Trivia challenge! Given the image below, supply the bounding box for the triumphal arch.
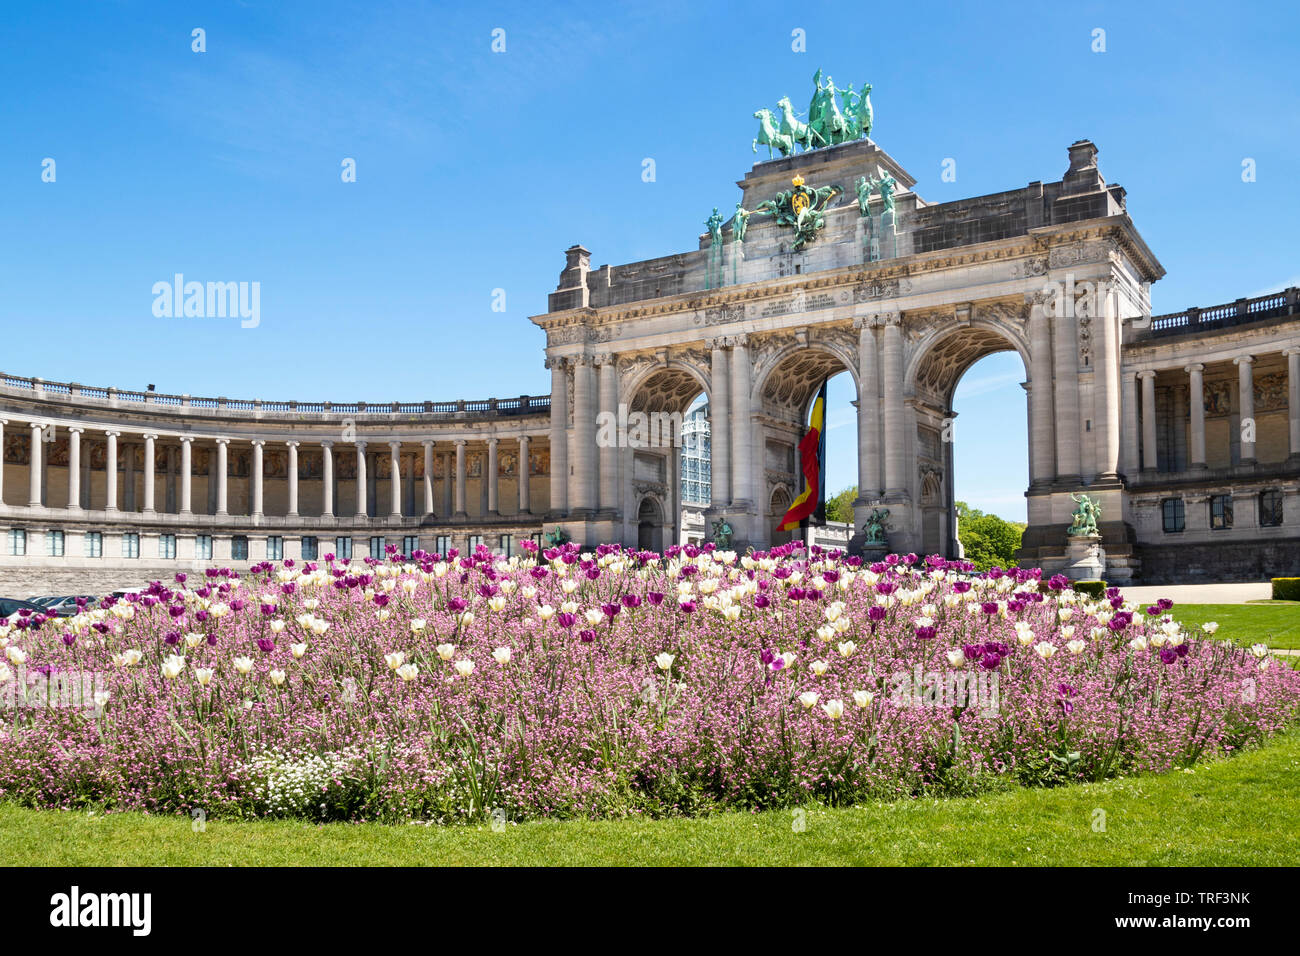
[534,75,1170,580]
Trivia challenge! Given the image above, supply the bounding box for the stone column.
[881,313,907,495]
[179,437,193,515]
[486,437,500,515]
[729,334,753,507]
[547,358,569,515]
[1138,371,1158,472]
[597,354,618,513]
[1093,287,1121,478]
[215,439,229,515]
[1052,293,1082,481]
[1287,348,1300,458]
[124,439,136,511]
[518,434,531,514]
[388,441,402,517]
[1235,355,1256,463]
[0,419,6,505]
[104,431,119,512]
[320,441,334,517]
[250,440,265,517]
[571,356,597,515]
[355,441,368,517]
[286,442,299,516]
[67,427,82,512]
[1186,364,1207,469]
[28,423,44,507]
[421,441,435,515]
[1121,370,1139,477]
[709,339,731,508]
[855,316,881,498]
[142,434,157,513]
[454,440,468,518]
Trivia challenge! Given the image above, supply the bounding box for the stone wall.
[1135,538,1300,585]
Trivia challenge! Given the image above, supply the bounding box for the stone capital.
[727,333,750,349]
[319,439,334,449]
[852,314,880,331]
[454,439,467,447]
[1284,347,1300,357]
[486,436,499,446]
[388,440,401,451]
[355,440,367,451]
[421,439,434,448]
[214,438,230,445]
[1027,289,1054,308]
[104,430,121,438]
[1136,370,1156,381]
[1184,363,1204,374]
[1233,355,1255,367]
[178,435,193,444]
[249,439,265,447]
[67,426,84,435]
[285,440,300,448]
[876,311,901,327]
[593,351,615,366]
[707,337,729,351]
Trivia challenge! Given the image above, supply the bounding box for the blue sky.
[3,1,1298,522]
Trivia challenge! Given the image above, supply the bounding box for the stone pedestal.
[1064,533,1106,582]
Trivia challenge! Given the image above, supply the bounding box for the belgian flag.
[778,379,828,532]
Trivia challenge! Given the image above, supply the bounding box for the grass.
[2,728,1298,866]
[1170,601,1300,650]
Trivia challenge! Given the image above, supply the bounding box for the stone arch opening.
[755,346,856,549]
[907,322,1029,559]
[623,364,710,549]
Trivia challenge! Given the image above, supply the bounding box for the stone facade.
[3,135,1298,591]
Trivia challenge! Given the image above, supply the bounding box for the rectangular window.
[196,534,213,561]
[532,532,545,549]
[266,536,284,561]
[500,534,513,558]
[83,531,103,558]
[301,536,318,560]
[231,535,249,561]
[334,536,353,560]
[159,533,177,559]
[1260,489,1284,528]
[7,530,26,557]
[1210,494,1233,530]
[402,535,420,557]
[369,536,386,560]
[45,530,65,557]
[467,534,484,551]
[122,533,140,559]
[434,535,450,556]
[1161,498,1185,534]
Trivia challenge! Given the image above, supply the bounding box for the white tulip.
[853,690,874,709]
[233,656,255,675]
[537,604,556,622]
[1202,621,1219,635]
[798,691,820,709]
[1033,641,1056,659]
[822,699,844,720]
[194,667,215,686]
[396,662,419,682]
[810,660,829,676]
[5,647,27,666]
[454,659,475,677]
[1067,639,1087,655]
[384,651,406,670]
[410,618,426,632]
[1250,643,1269,659]
[946,648,966,668]
[837,641,856,658]
[492,647,512,665]
[654,652,675,671]
[436,643,456,661]
[291,642,308,660]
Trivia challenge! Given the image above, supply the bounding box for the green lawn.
[1170,601,1300,650]
[3,728,1298,866]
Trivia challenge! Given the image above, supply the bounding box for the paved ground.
[1119,582,1275,604]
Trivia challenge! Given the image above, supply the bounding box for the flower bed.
[1,543,1296,823]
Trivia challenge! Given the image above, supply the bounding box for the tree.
[824,485,857,524]
[955,500,1026,571]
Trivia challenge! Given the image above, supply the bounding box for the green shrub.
[1074,579,1107,599]
[1272,577,1300,601]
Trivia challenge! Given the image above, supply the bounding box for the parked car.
[0,597,56,620]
